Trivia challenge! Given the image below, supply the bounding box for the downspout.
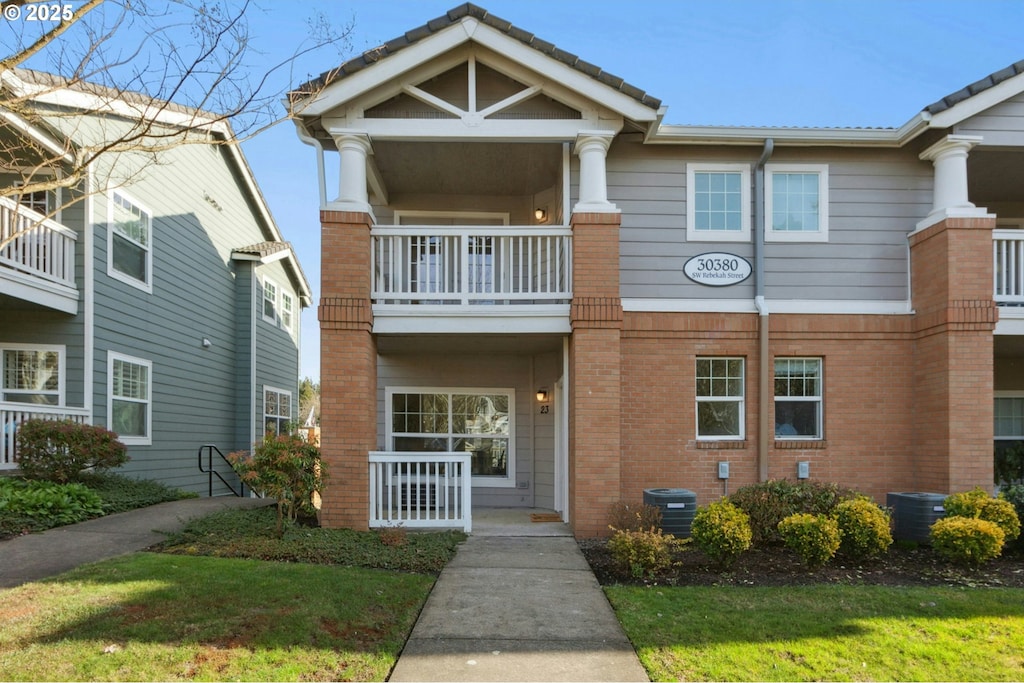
[292,120,327,208]
[754,138,774,482]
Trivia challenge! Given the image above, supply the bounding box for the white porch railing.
[371,226,572,305]
[1,403,90,469]
[369,451,472,532]
[0,197,77,289]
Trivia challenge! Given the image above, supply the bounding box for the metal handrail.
[197,444,245,497]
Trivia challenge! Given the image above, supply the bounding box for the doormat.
[530,513,562,523]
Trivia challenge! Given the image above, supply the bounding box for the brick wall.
[317,211,376,530]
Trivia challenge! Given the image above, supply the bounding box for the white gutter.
[292,119,328,209]
[83,163,95,423]
[753,139,774,483]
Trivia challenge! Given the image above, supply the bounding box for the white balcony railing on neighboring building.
[1,403,90,469]
[0,197,77,290]
[369,451,472,532]
[371,227,572,306]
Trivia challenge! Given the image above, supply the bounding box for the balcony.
[370,225,572,333]
[1,402,90,469]
[0,197,78,314]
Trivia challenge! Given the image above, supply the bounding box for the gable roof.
[292,3,661,111]
[2,68,312,305]
[924,59,1024,115]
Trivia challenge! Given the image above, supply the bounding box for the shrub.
[607,527,674,579]
[377,525,408,548]
[691,499,752,569]
[778,513,841,569]
[944,488,1021,544]
[833,498,893,560]
[930,516,1005,565]
[228,433,325,537]
[607,500,662,533]
[728,479,861,545]
[0,477,104,526]
[15,420,128,483]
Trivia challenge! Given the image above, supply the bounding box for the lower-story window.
[108,352,151,445]
[264,386,292,436]
[388,387,514,486]
[995,393,1024,484]
[774,357,823,439]
[696,357,745,440]
[2,345,63,405]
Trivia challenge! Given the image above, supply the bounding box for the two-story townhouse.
[289,3,1023,536]
[1,69,311,494]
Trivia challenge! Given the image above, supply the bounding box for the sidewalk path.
[389,510,649,682]
[0,496,272,589]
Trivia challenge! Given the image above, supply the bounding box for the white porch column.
[917,134,988,230]
[573,131,618,214]
[330,131,374,215]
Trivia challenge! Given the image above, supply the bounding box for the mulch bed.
[578,539,1024,588]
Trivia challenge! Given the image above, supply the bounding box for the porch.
[0,197,78,314]
[1,402,90,470]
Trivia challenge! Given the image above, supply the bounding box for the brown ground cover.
[579,539,1024,588]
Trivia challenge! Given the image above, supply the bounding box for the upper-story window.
[686,164,751,242]
[281,291,294,331]
[262,278,278,324]
[108,191,153,291]
[766,164,829,242]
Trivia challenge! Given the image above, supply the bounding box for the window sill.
[773,439,827,450]
[696,440,748,450]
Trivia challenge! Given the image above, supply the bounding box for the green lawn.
[607,584,1024,682]
[0,553,433,682]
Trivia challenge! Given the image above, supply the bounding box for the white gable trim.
[926,70,1024,131]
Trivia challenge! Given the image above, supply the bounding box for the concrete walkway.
[1,502,648,682]
[389,509,649,682]
[0,496,273,589]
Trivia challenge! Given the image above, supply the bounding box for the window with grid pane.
[696,358,745,439]
[766,164,828,242]
[774,358,823,439]
[262,278,278,323]
[686,163,751,242]
[389,388,513,483]
[264,387,292,436]
[109,353,151,444]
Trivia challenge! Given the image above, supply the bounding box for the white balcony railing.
[0,197,77,290]
[1,403,90,469]
[369,451,472,532]
[371,226,572,306]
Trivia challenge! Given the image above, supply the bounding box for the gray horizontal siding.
[609,141,930,303]
[956,93,1024,145]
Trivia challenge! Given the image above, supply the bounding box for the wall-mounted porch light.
[534,207,547,222]
[536,389,548,402]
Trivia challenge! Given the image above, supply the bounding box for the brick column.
[569,211,623,537]
[910,216,997,493]
[318,210,376,530]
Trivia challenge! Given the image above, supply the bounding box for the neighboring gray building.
[1,70,311,494]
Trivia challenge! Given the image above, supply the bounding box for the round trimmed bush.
[833,498,893,560]
[607,528,674,579]
[691,499,752,569]
[778,513,840,569]
[930,516,1005,565]
[16,419,128,483]
[944,488,1021,544]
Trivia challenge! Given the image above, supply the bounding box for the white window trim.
[107,351,152,446]
[774,357,824,440]
[261,276,279,325]
[995,391,1024,440]
[765,163,829,243]
[695,357,746,441]
[0,343,66,406]
[686,163,751,243]
[106,190,153,293]
[385,386,516,488]
[263,385,293,436]
[281,290,295,332]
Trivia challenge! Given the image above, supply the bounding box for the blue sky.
[17,0,1024,381]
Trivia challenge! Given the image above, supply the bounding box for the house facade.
[1,70,311,494]
[290,3,1023,536]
